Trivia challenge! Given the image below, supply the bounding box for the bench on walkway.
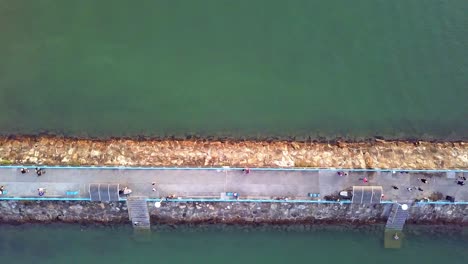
[66,191,79,196]
[221,192,240,200]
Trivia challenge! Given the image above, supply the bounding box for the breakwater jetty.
[0,167,467,229]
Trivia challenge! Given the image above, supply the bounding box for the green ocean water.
[0,225,467,264]
[0,0,467,140]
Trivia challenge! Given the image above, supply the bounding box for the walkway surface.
[0,167,467,202]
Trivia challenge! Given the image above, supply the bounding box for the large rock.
[0,136,466,169]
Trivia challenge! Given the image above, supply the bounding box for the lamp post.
[396,203,409,211]
[154,198,164,208]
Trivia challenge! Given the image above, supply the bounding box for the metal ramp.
[89,183,119,202]
[386,203,410,230]
[127,196,150,230]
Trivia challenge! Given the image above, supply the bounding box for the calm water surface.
[0,225,466,264]
[0,0,467,139]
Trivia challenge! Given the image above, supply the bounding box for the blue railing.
[2,196,467,206]
[0,197,91,201]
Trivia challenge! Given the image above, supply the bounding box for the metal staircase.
[126,196,150,230]
[386,203,409,230]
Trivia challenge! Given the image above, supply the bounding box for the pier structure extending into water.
[384,203,411,248]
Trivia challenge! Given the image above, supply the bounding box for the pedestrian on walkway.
[152,188,156,192]
[242,168,250,174]
[392,185,399,190]
[418,187,423,191]
[407,187,413,191]
[363,177,368,183]
[457,180,465,186]
[38,188,45,196]
[420,178,428,184]
[20,168,29,174]
[35,168,45,176]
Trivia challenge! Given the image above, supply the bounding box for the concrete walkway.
[0,167,467,202]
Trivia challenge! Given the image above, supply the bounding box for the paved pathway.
[0,167,466,202]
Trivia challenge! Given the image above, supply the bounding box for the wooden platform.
[384,230,404,248]
[126,196,150,230]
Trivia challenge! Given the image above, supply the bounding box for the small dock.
[384,203,410,248]
[126,196,151,230]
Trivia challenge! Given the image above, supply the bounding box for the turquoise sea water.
[0,225,467,264]
[0,0,467,139]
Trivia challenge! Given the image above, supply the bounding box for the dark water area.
[0,224,466,264]
[0,0,467,140]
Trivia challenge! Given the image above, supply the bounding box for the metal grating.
[89,184,100,201]
[89,183,120,202]
[351,186,382,204]
[109,184,119,201]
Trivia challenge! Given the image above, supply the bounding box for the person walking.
[35,168,45,176]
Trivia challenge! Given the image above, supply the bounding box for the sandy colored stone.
[0,136,466,169]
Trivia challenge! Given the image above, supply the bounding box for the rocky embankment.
[1,201,466,226]
[0,200,128,224]
[0,136,466,169]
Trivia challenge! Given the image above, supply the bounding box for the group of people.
[165,194,177,200]
[337,171,370,183]
[390,178,429,192]
[20,167,45,176]
[20,168,47,196]
[392,175,465,195]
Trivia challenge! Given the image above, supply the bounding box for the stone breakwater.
[0,201,466,226]
[0,136,467,169]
